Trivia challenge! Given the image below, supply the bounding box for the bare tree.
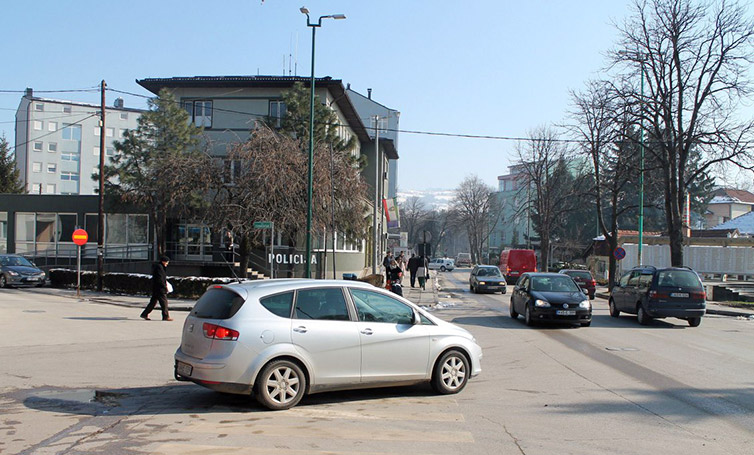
[399,196,427,246]
[450,175,500,264]
[613,0,754,265]
[516,127,580,271]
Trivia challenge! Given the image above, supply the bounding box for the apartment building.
[15,89,142,195]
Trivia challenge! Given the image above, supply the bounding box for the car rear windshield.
[567,271,592,280]
[191,288,245,319]
[656,270,702,289]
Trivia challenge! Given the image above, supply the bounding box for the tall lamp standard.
[301,6,346,278]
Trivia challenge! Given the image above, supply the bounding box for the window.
[33,120,43,131]
[191,100,212,127]
[63,105,72,114]
[638,273,653,289]
[260,292,294,318]
[269,100,287,127]
[120,112,128,120]
[33,141,43,152]
[35,103,44,111]
[62,124,82,141]
[106,127,114,137]
[119,128,127,138]
[191,288,245,320]
[106,147,115,157]
[93,147,100,156]
[350,289,414,324]
[31,183,42,194]
[61,171,79,181]
[32,162,42,173]
[294,288,349,321]
[619,273,630,287]
[47,163,57,174]
[48,121,57,132]
[46,184,56,194]
[61,152,79,161]
[627,271,641,287]
[48,142,57,152]
[222,159,243,184]
[94,127,100,136]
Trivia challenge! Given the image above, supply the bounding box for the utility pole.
[97,80,106,291]
[372,116,380,274]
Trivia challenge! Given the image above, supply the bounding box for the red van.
[498,249,537,284]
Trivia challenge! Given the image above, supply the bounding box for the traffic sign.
[254,221,273,229]
[72,229,88,246]
[614,246,626,261]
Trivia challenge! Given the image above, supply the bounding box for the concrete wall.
[620,243,754,276]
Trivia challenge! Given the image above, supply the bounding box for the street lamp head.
[300,6,309,15]
[331,14,346,19]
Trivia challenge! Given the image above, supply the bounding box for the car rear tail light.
[691,291,706,300]
[202,322,239,341]
[648,290,669,299]
[589,280,596,286]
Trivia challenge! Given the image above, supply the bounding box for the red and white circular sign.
[72,229,88,246]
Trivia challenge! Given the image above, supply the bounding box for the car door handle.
[293,326,307,333]
[360,328,373,335]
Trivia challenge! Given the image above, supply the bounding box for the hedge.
[49,269,236,299]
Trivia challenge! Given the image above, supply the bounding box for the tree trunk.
[154,210,167,257]
[238,233,251,278]
[540,234,550,272]
[665,183,685,266]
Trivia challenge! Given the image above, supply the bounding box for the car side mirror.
[583,288,589,295]
[412,310,421,325]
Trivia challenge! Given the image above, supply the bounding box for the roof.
[709,188,754,205]
[711,210,754,235]
[136,75,370,143]
[378,137,398,160]
[691,229,740,238]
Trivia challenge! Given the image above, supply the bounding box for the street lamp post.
[301,6,346,279]
[638,58,645,267]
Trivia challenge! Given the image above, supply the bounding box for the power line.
[0,111,100,125]
[9,114,99,153]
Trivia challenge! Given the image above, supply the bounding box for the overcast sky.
[6,0,748,192]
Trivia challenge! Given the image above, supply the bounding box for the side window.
[294,288,350,321]
[259,291,294,318]
[638,273,653,289]
[619,273,631,287]
[627,271,641,287]
[518,276,529,290]
[350,289,414,325]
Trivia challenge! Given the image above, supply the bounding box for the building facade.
[15,89,142,195]
[705,188,754,228]
[488,165,532,257]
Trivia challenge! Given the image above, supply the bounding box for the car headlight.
[478,281,486,285]
[7,270,19,276]
[534,299,550,308]
[579,300,591,309]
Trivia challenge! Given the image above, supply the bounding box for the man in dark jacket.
[407,253,419,288]
[140,255,172,321]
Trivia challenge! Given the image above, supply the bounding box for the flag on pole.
[383,197,400,229]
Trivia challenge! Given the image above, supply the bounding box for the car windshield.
[0,256,34,267]
[531,276,580,292]
[477,268,501,277]
[656,270,702,289]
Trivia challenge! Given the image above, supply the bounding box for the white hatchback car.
[175,279,482,410]
[428,258,455,272]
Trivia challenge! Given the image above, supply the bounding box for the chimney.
[25,88,33,98]
[347,83,351,90]
[113,97,124,108]
[367,88,372,99]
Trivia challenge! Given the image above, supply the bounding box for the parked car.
[469,265,507,294]
[498,249,537,284]
[509,273,592,327]
[559,269,596,299]
[455,253,472,267]
[0,254,46,288]
[609,266,706,327]
[428,258,455,272]
[174,279,482,410]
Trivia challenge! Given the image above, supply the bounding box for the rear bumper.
[647,307,706,319]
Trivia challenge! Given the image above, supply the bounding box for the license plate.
[556,310,576,316]
[176,361,193,377]
[670,293,689,298]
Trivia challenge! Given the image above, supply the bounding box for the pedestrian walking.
[386,259,403,296]
[407,253,419,287]
[396,251,407,282]
[223,229,234,262]
[382,251,393,284]
[417,255,429,290]
[140,255,173,321]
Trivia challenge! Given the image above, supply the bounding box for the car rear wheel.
[525,304,534,326]
[688,317,702,327]
[608,299,620,318]
[255,359,306,411]
[510,302,518,319]
[431,350,469,394]
[637,306,652,326]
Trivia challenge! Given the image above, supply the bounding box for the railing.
[23,244,152,269]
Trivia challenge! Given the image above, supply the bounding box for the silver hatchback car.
[175,279,482,410]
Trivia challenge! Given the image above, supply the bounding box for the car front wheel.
[431,350,469,394]
[440,266,446,272]
[525,304,534,326]
[510,301,518,319]
[255,359,307,411]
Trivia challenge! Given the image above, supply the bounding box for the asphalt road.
[1,276,753,454]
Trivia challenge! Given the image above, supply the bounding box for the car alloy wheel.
[609,299,620,318]
[509,302,518,319]
[431,350,469,394]
[525,304,534,326]
[256,359,306,410]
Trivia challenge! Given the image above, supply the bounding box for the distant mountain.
[396,189,455,211]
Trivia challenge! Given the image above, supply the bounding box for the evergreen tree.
[0,136,24,194]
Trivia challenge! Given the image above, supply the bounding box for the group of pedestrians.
[383,250,429,291]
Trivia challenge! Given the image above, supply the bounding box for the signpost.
[72,229,88,297]
[254,221,275,278]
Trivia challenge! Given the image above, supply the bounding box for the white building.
[15,89,142,195]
